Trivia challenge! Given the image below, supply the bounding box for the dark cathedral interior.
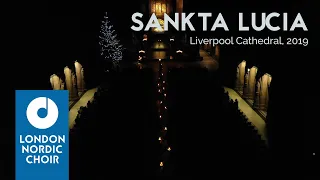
[10,0,316,178]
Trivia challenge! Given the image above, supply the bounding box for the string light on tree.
[99,12,124,69]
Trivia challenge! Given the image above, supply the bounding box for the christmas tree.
[99,12,124,69]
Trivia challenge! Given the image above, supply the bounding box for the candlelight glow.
[160,162,163,167]
[158,137,162,141]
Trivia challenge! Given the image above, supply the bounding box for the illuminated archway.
[152,18,164,32]
[254,73,272,112]
[50,74,62,90]
[243,66,258,99]
[235,60,246,93]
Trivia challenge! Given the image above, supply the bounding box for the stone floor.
[224,87,267,141]
[69,88,97,129]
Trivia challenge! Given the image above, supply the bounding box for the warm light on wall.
[176,50,183,53]
[139,50,145,53]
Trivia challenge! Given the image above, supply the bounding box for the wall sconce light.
[176,50,183,53]
[170,38,174,41]
[139,50,145,53]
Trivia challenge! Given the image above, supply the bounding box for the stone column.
[243,70,249,98]
[64,66,79,101]
[50,74,61,90]
[265,76,272,111]
[60,80,65,90]
[253,81,260,109]
[259,73,272,110]
[248,66,258,99]
[235,67,241,91]
[81,67,86,91]
[237,60,246,94]
[74,61,84,93]
[72,72,79,97]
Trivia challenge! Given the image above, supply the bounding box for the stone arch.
[74,61,84,93]
[235,60,246,93]
[255,73,272,111]
[244,66,258,99]
[64,66,79,101]
[49,74,62,90]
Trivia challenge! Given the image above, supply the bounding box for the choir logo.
[26,97,59,129]
[16,90,69,180]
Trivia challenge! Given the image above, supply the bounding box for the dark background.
[7,0,317,176]
[43,0,314,159]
